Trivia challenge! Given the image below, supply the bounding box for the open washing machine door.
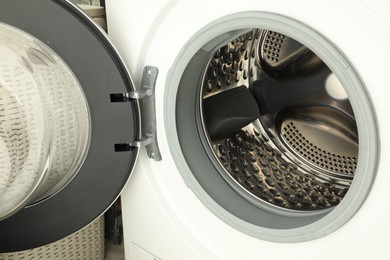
[0,0,145,252]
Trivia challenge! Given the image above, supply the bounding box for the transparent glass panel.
[0,23,90,219]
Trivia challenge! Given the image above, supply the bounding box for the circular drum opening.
[0,23,90,220]
[201,29,356,213]
[174,13,379,242]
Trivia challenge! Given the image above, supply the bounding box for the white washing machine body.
[0,0,387,257]
[107,0,390,259]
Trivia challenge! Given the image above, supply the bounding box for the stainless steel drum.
[201,29,357,213]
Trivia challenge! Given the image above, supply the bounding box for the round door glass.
[0,23,90,220]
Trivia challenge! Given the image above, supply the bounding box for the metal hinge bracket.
[111,66,162,161]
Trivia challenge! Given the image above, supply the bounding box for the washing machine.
[0,0,389,259]
[105,0,390,259]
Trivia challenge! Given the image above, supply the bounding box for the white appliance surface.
[107,0,390,259]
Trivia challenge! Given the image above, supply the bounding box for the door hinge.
[111,66,162,161]
[129,138,152,148]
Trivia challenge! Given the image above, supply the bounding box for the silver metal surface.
[203,31,253,99]
[212,122,346,211]
[259,30,325,80]
[280,110,358,177]
[110,66,161,161]
[201,29,357,212]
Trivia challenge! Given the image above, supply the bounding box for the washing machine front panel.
[0,0,140,251]
[173,12,379,239]
[107,0,389,259]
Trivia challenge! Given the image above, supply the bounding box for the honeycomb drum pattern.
[213,125,347,211]
[204,31,254,97]
[261,31,284,64]
[202,30,351,211]
[282,122,357,175]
